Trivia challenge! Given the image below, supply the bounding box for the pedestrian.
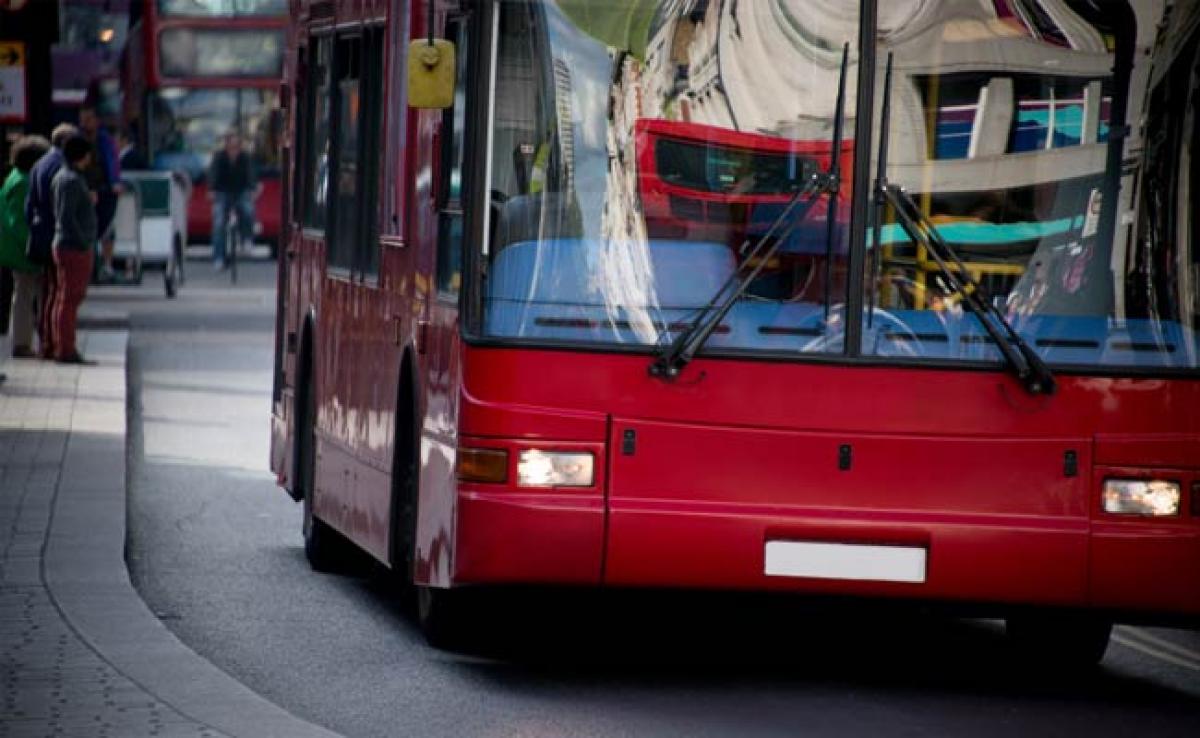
[208,130,259,271]
[118,126,147,171]
[78,106,120,281]
[0,237,11,347]
[1,135,51,359]
[25,123,79,360]
[51,135,98,365]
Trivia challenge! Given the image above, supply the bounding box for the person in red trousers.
[50,136,97,365]
[25,123,79,359]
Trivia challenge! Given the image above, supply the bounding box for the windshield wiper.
[650,43,850,380]
[872,54,1054,396]
[881,186,1056,394]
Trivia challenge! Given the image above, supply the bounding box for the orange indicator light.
[456,448,509,484]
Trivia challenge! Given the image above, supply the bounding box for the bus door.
[275,49,302,463]
[277,35,334,493]
[312,25,391,558]
[420,13,474,586]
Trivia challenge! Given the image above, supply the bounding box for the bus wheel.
[1005,613,1112,669]
[389,381,419,593]
[416,586,471,651]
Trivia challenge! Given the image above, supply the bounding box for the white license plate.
[765,541,927,583]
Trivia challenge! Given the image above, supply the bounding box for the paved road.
[91,256,1200,738]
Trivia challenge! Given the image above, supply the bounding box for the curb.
[78,305,133,331]
[42,329,341,738]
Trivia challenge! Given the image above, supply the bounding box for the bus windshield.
[483,0,857,356]
[157,0,286,16]
[158,27,284,78]
[147,87,281,182]
[479,0,1199,371]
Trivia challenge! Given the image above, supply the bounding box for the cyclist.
[208,131,260,271]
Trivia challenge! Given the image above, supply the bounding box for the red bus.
[272,0,1200,659]
[634,118,855,302]
[124,0,286,253]
[635,118,853,241]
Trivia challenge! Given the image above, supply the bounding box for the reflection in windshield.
[157,0,286,16]
[1130,0,1200,367]
[862,0,1196,369]
[158,28,284,78]
[148,88,281,182]
[479,0,1197,371]
[485,0,858,352]
[655,134,821,196]
[58,4,129,53]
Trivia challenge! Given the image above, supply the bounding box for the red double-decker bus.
[634,118,856,302]
[272,0,1200,660]
[635,119,853,240]
[124,0,286,253]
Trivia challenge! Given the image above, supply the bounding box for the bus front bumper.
[453,489,1200,618]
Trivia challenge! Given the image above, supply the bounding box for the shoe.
[99,266,117,282]
[214,259,227,272]
[12,345,36,359]
[55,353,96,366]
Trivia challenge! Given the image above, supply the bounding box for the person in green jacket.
[1,135,51,357]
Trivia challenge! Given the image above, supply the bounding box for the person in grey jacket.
[50,136,97,364]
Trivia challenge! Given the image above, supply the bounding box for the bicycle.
[224,202,242,285]
[226,206,241,284]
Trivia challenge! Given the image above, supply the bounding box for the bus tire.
[388,360,419,592]
[1005,612,1112,669]
[416,585,471,651]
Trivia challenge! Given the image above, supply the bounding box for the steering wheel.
[865,308,926,358]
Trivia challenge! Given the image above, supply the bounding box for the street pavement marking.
[1113,628,1200,672]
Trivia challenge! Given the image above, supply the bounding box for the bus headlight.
[1102,479,1181,517]
[517,450,594,488]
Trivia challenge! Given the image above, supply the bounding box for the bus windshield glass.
[147,87,281,182]
[479,0,1198,371]
[482,0,858,356]
[655,137,823,196]
[158,28,284,78]
[157,0,286,16]
[859,1,1197,370]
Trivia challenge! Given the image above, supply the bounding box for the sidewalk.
[0,330,339,738]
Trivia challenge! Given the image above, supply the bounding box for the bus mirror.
[408,39,456,109]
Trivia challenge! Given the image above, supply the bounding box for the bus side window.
[436,19,471,296]
[329,34,362,272]
[326,27,385,277]
[291,46,307,227]
[301,36,332,231]
[359,26,385,275]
